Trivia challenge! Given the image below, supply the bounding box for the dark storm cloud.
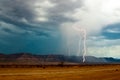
[0,14,32,29]
[0,0,35,22]
[0,0,81,25]
[0,0,82,54]
[0,0,82,37]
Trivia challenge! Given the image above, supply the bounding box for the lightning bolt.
[72,26,87,63]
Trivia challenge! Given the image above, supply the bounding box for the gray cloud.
[48,0,81,23]
[0,0,34,22]
[102,23,120,40]
[0,0,82,37]
[50,0,81,13]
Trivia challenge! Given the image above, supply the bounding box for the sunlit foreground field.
[0,64,120,80]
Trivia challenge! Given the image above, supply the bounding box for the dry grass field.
[0,65,120,80]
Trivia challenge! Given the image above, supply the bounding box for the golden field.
[0,65,120,80]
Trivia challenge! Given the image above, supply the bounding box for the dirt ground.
[0,65,120,80]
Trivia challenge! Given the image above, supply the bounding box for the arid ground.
[0,65,120,80]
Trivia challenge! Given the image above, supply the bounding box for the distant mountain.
[100,57,120,63]
[0,53,119,65]
[0,53,6,61]
[16,53,39,64]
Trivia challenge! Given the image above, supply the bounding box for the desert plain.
[0,64,120,80]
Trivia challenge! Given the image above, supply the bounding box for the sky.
[0,0,120,58]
